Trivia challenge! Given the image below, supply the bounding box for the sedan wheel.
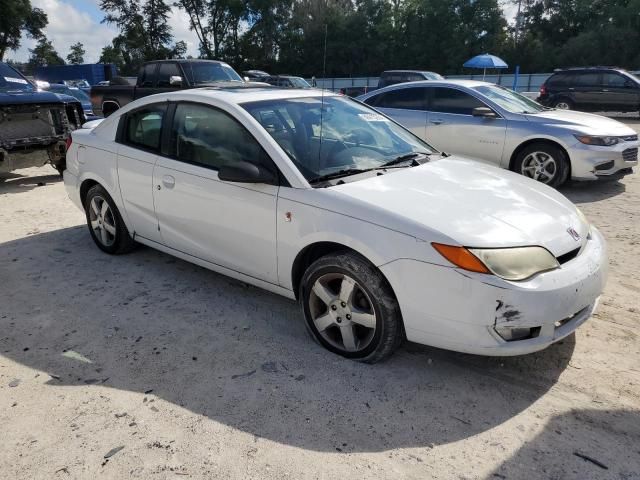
[513,142,570,188]
[554,101,571,110]
[300,251,404,363]
[89,195,117,247]
[521,151,557,184]
[309,272,377,352]
[84,184,136,254]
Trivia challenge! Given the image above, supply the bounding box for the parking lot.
[1,120,639,479]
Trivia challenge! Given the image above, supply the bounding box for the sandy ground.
[1,127,639,479]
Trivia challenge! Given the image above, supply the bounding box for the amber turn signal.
[432,243,490,274]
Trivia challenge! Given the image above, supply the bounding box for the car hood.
[524,110,636,136]
[0,90,77,106]
[331,157,588,256]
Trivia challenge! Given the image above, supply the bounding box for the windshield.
[242,96,436,184]
[0,63,34,93]
[473,84,545,114]
[49,85,90,102]
[290,77,311,88]
[181,62,243,84]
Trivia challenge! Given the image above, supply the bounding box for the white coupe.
[63,87,607,362]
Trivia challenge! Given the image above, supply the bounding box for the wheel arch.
[290,241,399,304]
[509,138,572,177]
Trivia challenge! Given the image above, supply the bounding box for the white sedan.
[63,87,607,362]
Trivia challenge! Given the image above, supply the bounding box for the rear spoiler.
[81,119,104,130]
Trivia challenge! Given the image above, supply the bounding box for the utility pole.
[514,0,523,47]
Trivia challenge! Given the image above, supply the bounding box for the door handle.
[162,175,175,188]
[430,119,444,125]
[602,89,610,92]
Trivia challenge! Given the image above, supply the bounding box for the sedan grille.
[623,148,638,162]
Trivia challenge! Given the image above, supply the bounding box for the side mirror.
[218,161,277,184]
[244,76,250,82]
[472,107,498,118]
[169,75,183,87]
[625,80,637,89]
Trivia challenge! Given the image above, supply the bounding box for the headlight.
[469,247,559,281]
[574,135,621,146]
[432,243,559,281]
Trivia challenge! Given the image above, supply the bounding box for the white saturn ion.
[63,87,607,363]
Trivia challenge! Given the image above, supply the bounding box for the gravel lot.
[1,121,639,479]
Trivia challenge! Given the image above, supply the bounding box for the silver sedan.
[358,80,638,187]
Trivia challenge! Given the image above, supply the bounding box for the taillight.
[540,84,547,96]
[65,136,72,151]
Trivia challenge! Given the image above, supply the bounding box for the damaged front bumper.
[380,227,608,356]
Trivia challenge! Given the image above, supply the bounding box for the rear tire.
[513,143,570,188]
[300,251,403,363]
[552,98,573,110]
[84,184,136,254]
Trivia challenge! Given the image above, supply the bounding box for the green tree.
[101,0,183,73]
[0,0,48,61]
[27,37,65,69]
[66,42,86,64]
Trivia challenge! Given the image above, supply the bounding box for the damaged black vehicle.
[0,62,85,175]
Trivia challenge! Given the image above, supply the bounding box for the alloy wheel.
[555,101,570,110]
[88,195,116,247]
[308,272,377,353]
[521,151,557,184]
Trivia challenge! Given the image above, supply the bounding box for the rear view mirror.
[169,75,183,87]
[472,107,498,118]
[218,161,277,184]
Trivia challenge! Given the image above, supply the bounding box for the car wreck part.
[0,101,83,174]
[433,243,560,281]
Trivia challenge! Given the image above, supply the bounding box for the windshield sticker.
[4,76,29,85]
[358,113,389,122]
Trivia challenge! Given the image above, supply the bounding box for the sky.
[8,0,201,63]
[8,0,518,64]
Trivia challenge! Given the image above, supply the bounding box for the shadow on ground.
[1,226,576,453]
[560,178,627,203]
[0,169,62,194]
[491,409,640,480]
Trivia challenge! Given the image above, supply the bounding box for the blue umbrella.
[463,54,508,80]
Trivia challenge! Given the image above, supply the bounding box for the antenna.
[317,24,328,175]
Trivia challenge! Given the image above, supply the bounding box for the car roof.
[166,86,338,104]
[382,70,438,74]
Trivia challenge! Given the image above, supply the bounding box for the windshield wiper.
[380,152,432,168]
[309,168,369,184]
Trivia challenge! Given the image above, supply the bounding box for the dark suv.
[538,67,640,112]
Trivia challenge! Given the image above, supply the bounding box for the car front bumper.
[380,227,608,356]
[568,140,638,180]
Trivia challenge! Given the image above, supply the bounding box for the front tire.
[84,184,136,254]
[300,252,403,363]
[513,143,570,188]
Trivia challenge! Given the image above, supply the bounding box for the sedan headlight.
[432,243,559,281]
[574,135,621,146]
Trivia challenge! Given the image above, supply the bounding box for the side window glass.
[575,73,600,87]
[375,87,428,110]
[139,64,157,87]
[169,103,267,171]
[157,63,181,87]
[430,88,484,115]
[124,105,165,150]
[603,73,626,88]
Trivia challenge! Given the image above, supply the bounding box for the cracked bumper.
[380,227,608,356]
[569,140,638,180]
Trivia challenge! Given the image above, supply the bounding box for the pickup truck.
[1,62,85,174]
[90,59,246,117]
